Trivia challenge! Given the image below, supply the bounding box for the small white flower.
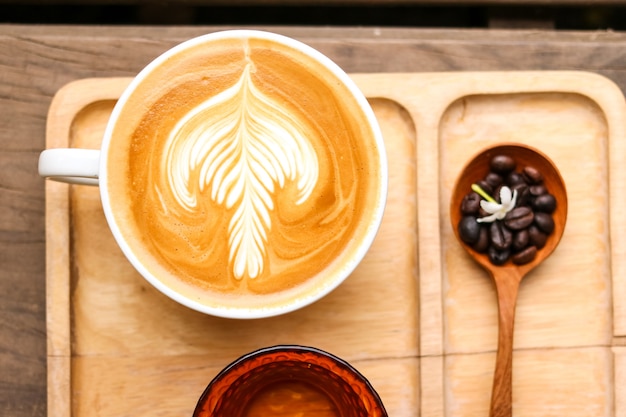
[477,186,517,223]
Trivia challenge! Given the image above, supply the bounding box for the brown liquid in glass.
[244,380,339,417]
[193,346,387,417]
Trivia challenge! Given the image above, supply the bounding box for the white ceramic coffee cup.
[39,30,387,319]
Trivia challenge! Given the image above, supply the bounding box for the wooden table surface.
[4,24,626,417]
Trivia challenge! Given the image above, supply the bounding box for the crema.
[106,34,383,310]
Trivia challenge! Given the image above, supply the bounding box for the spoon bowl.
[450,143,567,417]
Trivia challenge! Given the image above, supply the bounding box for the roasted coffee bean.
[510,182,527,193]
[529,184,547,196]
[511,184,531,207]
[476,180,493,195]
[512,246,537,265]
[472,226,490,253]
[532,193,556,213]
[489,221,513,250]
[478,204,492,218]
[504,206,534,230]
[522,166,543,184]
[528,225,547,249]
[458,216,481,244]
[461,192,481,214]
[512,229,529,252]
[485,172,503,188]
[458,154,557,267]
[490,155,516,174]
[505,171,525,186]
[493,185,503,203]
[534,212,555,234]
[488,246,510,265]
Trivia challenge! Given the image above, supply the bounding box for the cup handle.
[38,149,100,186]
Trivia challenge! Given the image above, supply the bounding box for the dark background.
[1,1,626,30]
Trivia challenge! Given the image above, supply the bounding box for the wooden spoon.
[450,144,567,417]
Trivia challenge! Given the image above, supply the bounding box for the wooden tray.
[45,72,626,417]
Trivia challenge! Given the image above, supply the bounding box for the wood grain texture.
[5,24,626,417]
[358,71,626,417]
[46,78,418,417]
[44,71,626,417]
[449,143,569,417]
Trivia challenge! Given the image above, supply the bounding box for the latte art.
[164,60,319,279]
[105,32,384,310]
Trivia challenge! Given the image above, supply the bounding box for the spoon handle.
[489,271,522,417]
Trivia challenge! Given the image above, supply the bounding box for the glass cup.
[193,345,388,417]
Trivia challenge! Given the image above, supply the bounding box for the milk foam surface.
[107,35,381,306]
[164,58,319,280]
